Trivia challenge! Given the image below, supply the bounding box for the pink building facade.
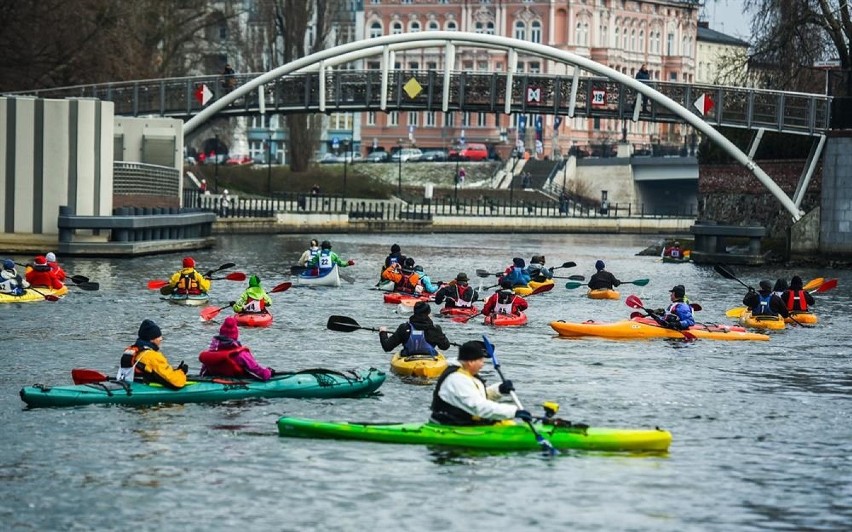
[359,0,699,158]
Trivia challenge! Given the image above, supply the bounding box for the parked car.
[226,155,253,166]
[365,151,389,163]
[420,149,448,162]
[449,143,488,162]
[318,153,342,164]
[390,148,423,162]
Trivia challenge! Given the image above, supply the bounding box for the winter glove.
[347,259,355,266]
[515,409,533,422]
[177,361,189,374]
[498,380,514,394]
[653,308,665,316]
[229,300,236,306]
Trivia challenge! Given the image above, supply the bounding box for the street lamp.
[342,139,350,198]
[397,138,403,196]
[267,128,273,197]
[214,134,220,194]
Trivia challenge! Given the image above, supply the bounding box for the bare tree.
[745,0,851,95]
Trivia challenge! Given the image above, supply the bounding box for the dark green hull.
[277,417,672,453]
[20,368,385,408]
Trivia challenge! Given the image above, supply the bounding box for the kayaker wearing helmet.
[587,260,621,290]
[526,255,552,283]
[379,302,451,356]
[661,285,696,330]
[482,280,528,317]
[434,272,479,309]
[499,257,531,288]
[45,252,67,282]
[198,316,274,381]
[382,256,421,294]
[232,275,272,314]
[430,340,531,426]
[306,240,355,276]
[743,280,789,317]
[167,257,211,296]
[117,319,188,389]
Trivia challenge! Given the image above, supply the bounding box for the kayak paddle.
[549,261,577,270]
[203,262,236,278]
[148,270,245,290]
[802,277,825,292]
[69,281,100,291]
[147,279,170,290]
[726,307,747,318]
[714,264,812,328]
[199,281,291,321]
[209,271,247,281]
[565,278,649,289]
[552,274,585,281]
[326,315,463,346]
[27,287,62,302]
[625,295,696,341]
[72,368,110,385]
[815,278,838,293]
[481,335,558,456]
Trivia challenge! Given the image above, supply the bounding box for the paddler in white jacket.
[429,340,532,426]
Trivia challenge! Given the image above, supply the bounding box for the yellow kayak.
[587,288,620,300]
[739,311,786,330]
[513,279,554,296]
[785,312,819,325]
[390,352,447,379]
[0,285,68,304]
[550,317,769,341]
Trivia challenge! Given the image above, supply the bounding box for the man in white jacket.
[430,340,531,425]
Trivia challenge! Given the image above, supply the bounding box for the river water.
[1,233,850,531]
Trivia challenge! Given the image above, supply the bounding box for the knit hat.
[183,257,195,268]
[391,243,401,253]
[137,319,162,341]
[34,255,47,266]
[500,279,513,290]
[403,257,415,269]
[2,259,14,270]
[512,257,525,268]
[790,276,804,290]
[249,275,261,287]
[219,316,240,341]
[531,255,542,264]
[456,272,469,283]
[773,278,788,292]
[595,260,605,271]
[413,301,431,315]
[759,280,772,291]
[458,340,487,361]
[321,240,331,249]
[669,285,685,298]
[46,252,57,263]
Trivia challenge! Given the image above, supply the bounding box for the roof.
[697,25,749,48]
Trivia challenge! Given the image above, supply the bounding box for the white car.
[390,148,423,162]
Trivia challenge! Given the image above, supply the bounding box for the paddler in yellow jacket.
[166,257,211,295]
[116,319,188,389]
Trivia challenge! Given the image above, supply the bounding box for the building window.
[446,21,457,31]
[622,27,628,49]
[670,72,678,81]
[614,27,619,49]
[475,22,485,33]
[514,20,526,40]
[408,112,419,126]
[630,29,636,51]
[667,33,674,55]
[428,20,439,31]
[477,113,487,127]
[639,30,644,53]
[462,112,471,126]
[392,21,403,35]
[427,61,438,70]
[409,62,419,70]
[531,21,542,43]
[426,112,436,126]
[367,112,376,126]
[368,61,380,70]
[477,61,488,71]
[486,22,495,35]
[529,61,541,73]
[369,22,382,38]
[389,111,399,126]
[445,113,455,127]
[410,21,421,32]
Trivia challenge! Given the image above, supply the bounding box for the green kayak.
[20,368,385,408]
[277,417,672,453]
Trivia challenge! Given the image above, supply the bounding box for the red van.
[450,143,489,161]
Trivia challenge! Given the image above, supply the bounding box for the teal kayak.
[277,417,672,453]
[20,368,385,408]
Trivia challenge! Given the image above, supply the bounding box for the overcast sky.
[703,0,752,41]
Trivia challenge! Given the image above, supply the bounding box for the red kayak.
[383,292,432,304]
[439,306,479,317]
[484,311,528,327]
[235,312,273,328]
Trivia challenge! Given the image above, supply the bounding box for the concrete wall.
[820,133,852,255]
[574,159,635,206]
[0,96,113,236]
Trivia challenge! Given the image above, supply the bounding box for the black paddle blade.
[713,264,737,280]
[75,282,100,291]
[558,261,576,269]
[69,275,90,284]
[568,275,585,281]
[475,269,494,278]
[326,315,360,332]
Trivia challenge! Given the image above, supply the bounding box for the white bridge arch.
[186,32,813,221]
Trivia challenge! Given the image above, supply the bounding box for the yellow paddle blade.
[725,307,747,318]
[802,277,824,291]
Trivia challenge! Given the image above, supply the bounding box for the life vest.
[452,285,474,308]
[784,290,809,312]
[240,297,265,313]
[430,366,493,426]
[669,248,681,259]
[175,272,202,295]
[0,271,25,295]
[395,271,420,293]
[317,249,334,272]
[198,346,245,377]
[753,292,774,315]
[117,345,140,381]
[494,290,515,314]
[402,324,437,356]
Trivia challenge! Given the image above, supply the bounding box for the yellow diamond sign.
[403,77,423,99]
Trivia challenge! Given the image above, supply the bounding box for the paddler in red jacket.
[25,255,64,289]
[198,316,274,380]
[45,252,66,282]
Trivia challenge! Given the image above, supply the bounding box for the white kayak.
[296,265,341,287]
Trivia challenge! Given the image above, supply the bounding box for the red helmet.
[182,257,195,268]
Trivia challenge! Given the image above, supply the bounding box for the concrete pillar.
[820,133,852,255]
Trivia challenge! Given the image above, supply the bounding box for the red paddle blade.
[200,306,223,321]
[72,368,109,385]
[225,272,247,281]
[629,311,644,319]
[625,294,643,309]
[270,281,292,293]
[147,280,169,289]
[43,295,61,302]
[817,279,838,293]
[529,283,554,295]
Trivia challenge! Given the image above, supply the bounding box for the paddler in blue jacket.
[500,257,531,287]
[430,340,531,426]
[379,302,451,356]
[661,285,696,330]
